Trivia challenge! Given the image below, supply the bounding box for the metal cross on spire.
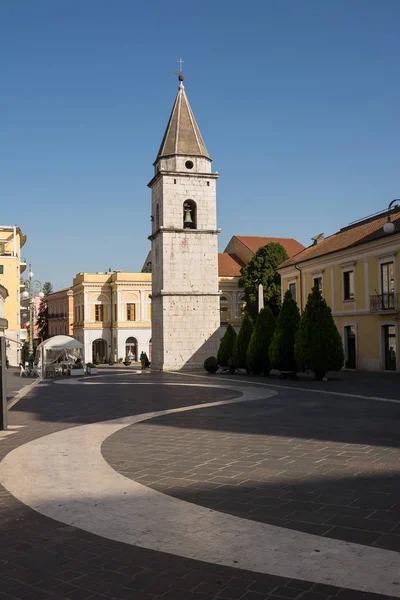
[175,58,185,83]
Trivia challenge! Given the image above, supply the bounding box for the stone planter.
[70,368,85,377]
[87,367,98,375]
[123,361,131,366]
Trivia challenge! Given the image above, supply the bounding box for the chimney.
[311,233,325,245]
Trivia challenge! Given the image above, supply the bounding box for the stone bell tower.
[148,74,220,370]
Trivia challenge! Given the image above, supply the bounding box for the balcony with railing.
[370,292,400,312]
[19,256,27,273]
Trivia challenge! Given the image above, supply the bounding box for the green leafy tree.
[238,243,289,319]
[269,290,301,372]
[36,281,53,341]
[247,307,276,375]
[294,286,344,380]
[232,313,253,371]
[217,324,237,366]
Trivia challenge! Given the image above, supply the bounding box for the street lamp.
[383,199,400,234]
[21,265,44,360]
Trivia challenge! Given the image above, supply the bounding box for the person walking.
[140,350,146,370]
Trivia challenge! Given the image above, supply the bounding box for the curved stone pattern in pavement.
[1,383,400,598]
[103,387,400,553]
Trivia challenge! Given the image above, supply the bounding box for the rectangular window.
[127,303,136,321]
[114,303,117,320]
[95,304,104,321]
[343,270,354,301]
[381,262,394,294]
[74,307,78,322]
[313,276,322,293]
[0,265,3,275]
[288,282,297,301]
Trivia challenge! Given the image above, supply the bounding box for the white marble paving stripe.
[1,383,400,597]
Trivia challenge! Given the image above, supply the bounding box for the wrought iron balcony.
[370,292,400,312]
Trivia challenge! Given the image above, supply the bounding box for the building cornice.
[147,170,219,188]
[279,234,400,276]
[148,227,220,241]
[152,291,221,298]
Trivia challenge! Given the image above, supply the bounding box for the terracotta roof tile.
[218,253,244,277]
[235,236,305,258]
[280,211,400,268]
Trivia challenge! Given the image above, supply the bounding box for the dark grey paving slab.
[103,385,400,553]
[0,371,397,599]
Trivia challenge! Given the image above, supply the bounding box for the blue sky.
[1,0,399,290]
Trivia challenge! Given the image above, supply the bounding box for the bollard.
[0,337,7,430]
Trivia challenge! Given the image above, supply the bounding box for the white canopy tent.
[36,335,84,377]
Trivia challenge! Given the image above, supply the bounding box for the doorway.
[344,325,356,369]
[92,339,107,363]
[125,337,138,361]
[383,325,396,371]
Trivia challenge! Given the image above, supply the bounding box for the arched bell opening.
[183,200,197,229]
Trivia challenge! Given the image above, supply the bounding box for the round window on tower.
[185,160,194,169]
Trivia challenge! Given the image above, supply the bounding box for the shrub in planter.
[94,353,101,365]
[269,290,301,372]
[108,352,115,365]
[295,286,344,380]
[123,354,131,366]
[86,362,97,374]
[247,307,276,375]
[217,324,237,367]
[232,313,253,371]
[204,356,219,374]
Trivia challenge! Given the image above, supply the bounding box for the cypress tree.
[232,313,253,371]
[269,290,301,372]
[217,324,237,366]
[294,286,344,380]
[247,307,276,375]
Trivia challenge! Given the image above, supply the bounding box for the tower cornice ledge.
[152,291,222,298]
[148,170,219,188]
[148,227,221,241]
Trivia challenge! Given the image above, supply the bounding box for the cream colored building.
[0,226,27,365]
[278,208,400,372]
[72,271,152,363]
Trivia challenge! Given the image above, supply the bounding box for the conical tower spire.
[156,76,210,162]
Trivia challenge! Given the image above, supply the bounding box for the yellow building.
[278,209,400,372]
[72,271,152,363]
[0,226,27,366]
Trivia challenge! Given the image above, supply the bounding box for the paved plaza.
[0,368,400,599]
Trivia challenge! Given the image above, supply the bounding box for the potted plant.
[204,356,219,374]
[108,352,115,366]
[86,362,97,375]
[94,353,100,366]
[123,354,131,366]
[71,359,85,377]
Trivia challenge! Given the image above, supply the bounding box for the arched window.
[125,337,138,361]
[183,200,197,229]
[220,296,231,324]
